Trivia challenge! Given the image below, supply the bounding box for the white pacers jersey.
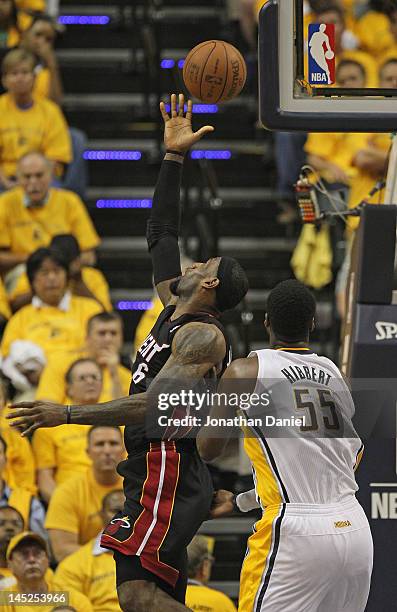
[243,348,363,507]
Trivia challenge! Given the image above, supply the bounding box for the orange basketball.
[182,40,246,104]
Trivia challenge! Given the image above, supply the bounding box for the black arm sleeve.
[147,159,183,285]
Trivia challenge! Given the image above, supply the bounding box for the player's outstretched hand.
[7,401,67,437]
[160,93,214,155]
[209,489,235,519]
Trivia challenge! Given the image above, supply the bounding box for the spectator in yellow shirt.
[0,375,36,493]
[0,151,100,279]
[0,506,55,591]
[0,505,24,589]
[17,15,89,199]
[0,0,19,49]
[1,248,103,360]
[32,358,104,502]
[0,48,71,190]
[36,311,131,405]
[0,435,45,536]
[185,536,237,612]
[4,531,93,612]
[9,234,111,313]
[54,489,125,612]
[45,426,124,562]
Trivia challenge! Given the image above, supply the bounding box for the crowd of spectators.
[0,4,135,609]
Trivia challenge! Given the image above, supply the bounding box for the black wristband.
[232,494,240,512]
[66,405,72,424]
[165,149,185,158]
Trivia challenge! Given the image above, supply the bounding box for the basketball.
[182,40,246,104]
[325,50,334,60]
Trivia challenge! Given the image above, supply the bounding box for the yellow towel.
[291,224,333,289]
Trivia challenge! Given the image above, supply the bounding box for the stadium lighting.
[96,199,152,209]
[190,150,232,160]
[117,301,153,311]
[164,104,218,114]
[58,16,110,25]
[160,59,175,69]
[83,151,142,161]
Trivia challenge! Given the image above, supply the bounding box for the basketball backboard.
[258,0,397,131]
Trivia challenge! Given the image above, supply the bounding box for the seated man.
[0,505,24,589]
[1,247,102,360]
[185,536,236,612]
[9,234,111,313]
[0,152,100,280]
[0,48,71,190]
[0,372,36,493]
[32,358,104,502]
[36,311,131,404]
[3,531,93,611]
[0,436,45,536]
[45,425,124,562]
[54,489,125,612]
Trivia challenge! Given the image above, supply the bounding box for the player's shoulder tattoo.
[172,322,225,365]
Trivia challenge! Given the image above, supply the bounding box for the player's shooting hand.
[160,93,214,155]
[209,489,235,519]
[6,401,67,437]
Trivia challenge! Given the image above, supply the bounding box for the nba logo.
[308,23,336,85]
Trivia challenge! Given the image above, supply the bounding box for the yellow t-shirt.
[9,267,112,311]
[0,577,93,612]
[305,132,365,183]
[0,277,11,320]
[0,93,71,178]
[0,186,100,254]
[45,468,123,545]
[347,133,392,231]
[185,583,237,612]
[0,406,36,493]
[32,425,92,485]
[54,537,121,612]
[34,67,51,100]
[36,349,131,404]
[356,11,395,60]
[0,295,103,359]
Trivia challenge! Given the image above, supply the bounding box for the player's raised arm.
[149,93,214,306]
[7,322,225,436]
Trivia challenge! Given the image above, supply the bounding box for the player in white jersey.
[198,279,373,612]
